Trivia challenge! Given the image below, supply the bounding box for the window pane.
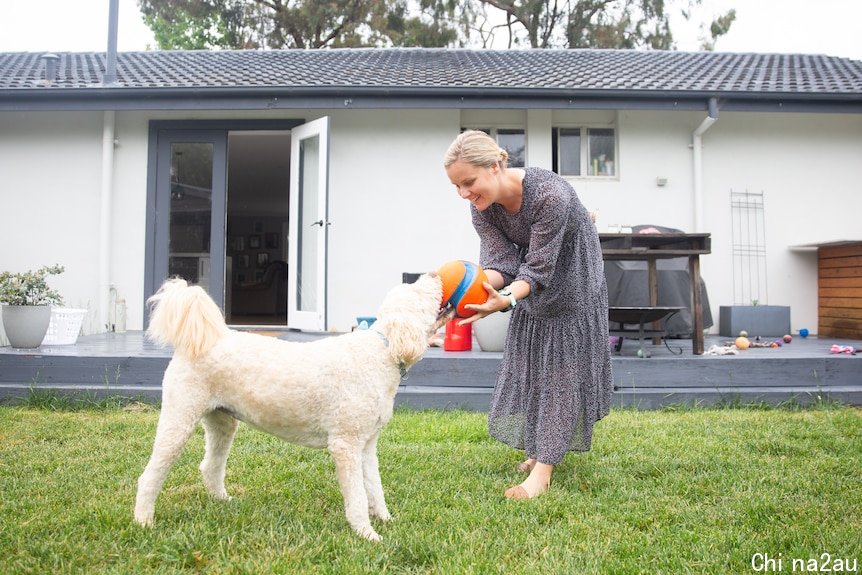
[588,128,615,176]
[497,129,525,168]
[297,134,320,312]
[169,142,213,287]
[558,128,581,176]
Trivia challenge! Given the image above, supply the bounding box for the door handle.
[310,220,331,227]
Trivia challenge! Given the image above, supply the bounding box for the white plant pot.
[1,305,52,348]
[473,311,511,352]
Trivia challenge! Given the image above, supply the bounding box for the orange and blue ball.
[437,260,489,318]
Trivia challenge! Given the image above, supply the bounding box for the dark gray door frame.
[143,119,304,323]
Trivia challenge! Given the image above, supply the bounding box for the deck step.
[0,332,859,410]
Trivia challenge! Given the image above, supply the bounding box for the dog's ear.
[378,314,429,367]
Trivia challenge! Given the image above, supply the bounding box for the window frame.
[461,127,526,168]
[552,125,618,179]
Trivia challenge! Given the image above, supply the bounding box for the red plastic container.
[444,319,472,351]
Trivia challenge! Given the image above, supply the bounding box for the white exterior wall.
[324,108,476,332]
[0,111,106,335]
[559,109,862,335]
[698,111,862,334]
[1,106,860,338]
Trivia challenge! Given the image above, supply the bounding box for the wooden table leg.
[689,255,704,354]
[648,258,661,345]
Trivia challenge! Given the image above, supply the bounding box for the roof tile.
[0,48,860,96]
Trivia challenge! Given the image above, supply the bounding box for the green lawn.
[0,402,859,574]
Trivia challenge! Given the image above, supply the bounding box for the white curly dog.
[134,273,449,541]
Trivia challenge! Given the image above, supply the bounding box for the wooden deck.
[0,331,859,410]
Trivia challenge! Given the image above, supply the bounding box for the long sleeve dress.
[472,167,614,464]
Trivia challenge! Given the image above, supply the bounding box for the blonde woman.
[444,130,613,500]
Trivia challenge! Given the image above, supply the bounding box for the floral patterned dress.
[472,167,613,463]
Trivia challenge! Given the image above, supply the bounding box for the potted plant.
[0,264,64,348]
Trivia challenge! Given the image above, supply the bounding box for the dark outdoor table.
[599,233,712,355]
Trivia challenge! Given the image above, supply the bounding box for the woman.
[444,130,613,500]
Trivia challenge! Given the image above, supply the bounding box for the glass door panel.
[152,130,226,307]
[288,117,329,331]
[168,142,214,290]
[297,134,320,312]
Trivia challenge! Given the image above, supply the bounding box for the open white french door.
[287,116,330,331]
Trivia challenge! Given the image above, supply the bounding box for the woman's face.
[445,160,500,212]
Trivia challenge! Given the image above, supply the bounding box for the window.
[552,127,616,177]
[495,129,525,168]
[462,127,525,168]
[557,128,581,176]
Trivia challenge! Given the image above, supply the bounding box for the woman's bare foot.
[505,462,552,500]
[516,458,536,473]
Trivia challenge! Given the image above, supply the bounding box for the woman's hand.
[458,282,510,325]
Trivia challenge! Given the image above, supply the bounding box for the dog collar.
[370,329,410,380]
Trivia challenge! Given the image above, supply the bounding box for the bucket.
[444,319,472,351]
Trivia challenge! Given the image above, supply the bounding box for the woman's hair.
[443,130,509,169]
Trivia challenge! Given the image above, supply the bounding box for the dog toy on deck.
[705,344,739,356]
[830,344,856,355]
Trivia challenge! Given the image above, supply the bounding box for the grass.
[0,402,859,575]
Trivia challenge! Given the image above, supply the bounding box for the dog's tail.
[147,278,230,360]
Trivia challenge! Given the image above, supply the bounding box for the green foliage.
[138,0,463,49]
[138,0,245,49]
[1,406,859,574]
[0,264,64,306]
[702,8,736,50]
[137,0,735,50]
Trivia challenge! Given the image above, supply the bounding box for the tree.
[138,0,464,49]
[474,0,735,50]
[138,0,735,51]
[138,0,247,49]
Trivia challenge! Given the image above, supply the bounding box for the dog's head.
[374,272,448,367]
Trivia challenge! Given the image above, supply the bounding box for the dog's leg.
[329,437,380,542]
[134,393,206,527]
[199,409,239,501]
[362,432,391,522]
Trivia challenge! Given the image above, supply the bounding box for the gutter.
[4,84,862,102]
[691,97,719,233]
[4,88,859,114]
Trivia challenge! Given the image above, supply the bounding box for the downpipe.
[692,97,719,232]
[99,111,116,332]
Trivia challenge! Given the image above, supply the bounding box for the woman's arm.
[459,278,531,325]
[472,206,520,280]
[483,269,507,290]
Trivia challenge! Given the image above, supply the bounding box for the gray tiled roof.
[1,48,861,107]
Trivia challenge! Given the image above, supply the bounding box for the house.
[1,49,860,339]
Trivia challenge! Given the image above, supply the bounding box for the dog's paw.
[134,510,154,527]
[371,507,392,522]
[356,525,382,542]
